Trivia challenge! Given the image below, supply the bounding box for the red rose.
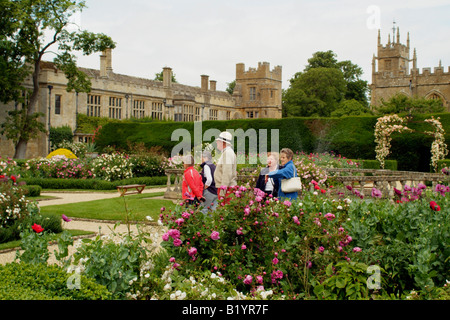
[430,201,441,211]
[32,223,44,233]
[10,175,16,182]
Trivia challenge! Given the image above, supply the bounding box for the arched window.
[428,93,442,101]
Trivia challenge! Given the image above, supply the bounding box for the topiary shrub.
[0,262,111,300]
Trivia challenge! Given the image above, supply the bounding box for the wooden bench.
[117,184,146,196]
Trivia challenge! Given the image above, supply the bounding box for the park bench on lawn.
[117,184,146,196]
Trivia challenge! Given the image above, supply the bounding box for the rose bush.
[159,184,359,298]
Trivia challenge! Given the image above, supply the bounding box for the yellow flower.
[46,148,78,159]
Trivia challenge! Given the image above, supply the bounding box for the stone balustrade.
[164,167,450,200]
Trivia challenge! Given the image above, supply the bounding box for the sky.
[62,0,450,92]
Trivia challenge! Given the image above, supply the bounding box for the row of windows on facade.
[51,94,260,121]
[87,95,235,121]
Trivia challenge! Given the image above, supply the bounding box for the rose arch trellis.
[374,114,449,172]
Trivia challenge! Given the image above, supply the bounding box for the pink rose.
[173,238,182,247]
[244,275,253,285]
[188,247,198,256]
[210,231,220,241]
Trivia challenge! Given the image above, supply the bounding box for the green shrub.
[49,125,74,150]
[20,185,42,197]
[0,262,111,300]
[354,159,398,171]
[19,176,170,190]
[0,212,62,244]
[313,261,372,300]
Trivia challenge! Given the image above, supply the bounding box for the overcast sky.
[65,0,450,91]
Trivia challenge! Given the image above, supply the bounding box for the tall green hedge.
[95,113,450,172]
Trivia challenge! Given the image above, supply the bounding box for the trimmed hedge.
[353,159,398,171]
[19,176,170,190]
[94,113,450,172]
[0,262,111,300]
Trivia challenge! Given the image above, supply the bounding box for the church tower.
[375,28,411,77]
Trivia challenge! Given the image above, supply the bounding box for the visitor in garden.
[255,152,280,200]
[267,148,299,201]
[182,155,205,207]
[214,131,237,203]
[200,150,218,214]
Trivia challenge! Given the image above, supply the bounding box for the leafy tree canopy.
[374,94,445,115]
[0,0,115,158]
[283,50,370,118]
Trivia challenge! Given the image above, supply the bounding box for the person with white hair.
[199,150,218,214]
[214,131,237,200]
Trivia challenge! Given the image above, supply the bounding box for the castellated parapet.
[233,62,283,119]
[371,29,450,110]
[0,50,282,158]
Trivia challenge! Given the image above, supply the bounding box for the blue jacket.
[268,160,298,201]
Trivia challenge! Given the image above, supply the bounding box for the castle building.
[0,49,282,158]
[371,28,450,110]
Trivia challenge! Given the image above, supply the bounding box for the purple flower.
[318,246,325,253]
[272,258,279,265]
[62,214,72,222]
[371,188,382,199]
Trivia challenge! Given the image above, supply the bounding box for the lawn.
[39,192,176,222]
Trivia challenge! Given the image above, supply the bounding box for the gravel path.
[0,188,169,265]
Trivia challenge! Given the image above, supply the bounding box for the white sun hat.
[215,131,233,145]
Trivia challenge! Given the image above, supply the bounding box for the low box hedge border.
[18,176,171,190]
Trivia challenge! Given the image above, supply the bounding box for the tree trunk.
[14,139,28,159]
[13,58,42,159]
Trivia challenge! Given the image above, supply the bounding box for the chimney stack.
[201,75,209,91]
[100,48,113,78]
[163,67,173,88]
[209,80,217,92]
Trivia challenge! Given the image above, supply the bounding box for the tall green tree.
[283,67,347,117]
[0,0,115,159]
[283,50,369,118]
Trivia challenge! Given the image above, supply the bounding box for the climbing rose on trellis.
[424,116,448,172]
[374,114,412,169]
[374,114,448,172]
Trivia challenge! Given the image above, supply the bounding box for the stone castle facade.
[0,49,282,158]
[371,28,450,110]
